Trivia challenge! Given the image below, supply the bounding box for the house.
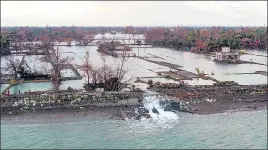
[214,47,240,62]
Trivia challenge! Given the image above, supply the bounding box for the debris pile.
[213,81,239,86]
[153,83,186,89]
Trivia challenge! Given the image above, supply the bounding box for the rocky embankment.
[0,89,142,113]
[1,81,267,122]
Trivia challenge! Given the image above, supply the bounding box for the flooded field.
[1,36,267,94]
[240,54,267,65]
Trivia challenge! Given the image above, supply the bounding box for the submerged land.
[0,26,267,121]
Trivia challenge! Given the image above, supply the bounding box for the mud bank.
[1,104,149,124]
[149,81,267,115]
[140,58,183,70]
[214,59,267,66]
[226,71,267,76]
[134,58,219,83]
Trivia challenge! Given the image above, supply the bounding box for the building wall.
[215,52,240,61]
[221,47,231,53]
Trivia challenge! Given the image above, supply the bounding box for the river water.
[1,105,267,149]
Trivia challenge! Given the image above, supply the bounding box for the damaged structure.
[214,47,240,63]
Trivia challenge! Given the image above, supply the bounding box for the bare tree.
[102,51,132,91]
[40,39,53,55]
[79,50,94,90]
[40,46,74,91]
[5,56,20,78]
[90,66,102,86]
[79,50,132,91]
[116,51,133,90]
[82,34,95,46]
[4,55,27,79]
[40,63,50,75]
[79,52,110,91]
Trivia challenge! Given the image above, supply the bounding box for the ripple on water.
[1,107,267,149]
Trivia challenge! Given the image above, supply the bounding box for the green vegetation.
[145,26,267,51]
[0,36,10,55]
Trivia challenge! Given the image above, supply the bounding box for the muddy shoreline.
[1,101,267,125]
[149,82,267,114]
[1,100,266,125]
[1,105,142,123]
[1,82,267,123]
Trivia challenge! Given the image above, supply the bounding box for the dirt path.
[140,57,183,70]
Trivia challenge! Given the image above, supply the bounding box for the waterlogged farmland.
[1,34,267,94]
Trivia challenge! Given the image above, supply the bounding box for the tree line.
[145,26,267,52]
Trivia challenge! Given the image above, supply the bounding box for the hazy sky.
[1,1,267,26]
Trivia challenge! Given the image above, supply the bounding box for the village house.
[214,47,240,62]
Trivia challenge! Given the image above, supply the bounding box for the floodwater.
[0,34,267,93]
[59,46,267,85]
[239,49,267,65]
[1,108,267,149]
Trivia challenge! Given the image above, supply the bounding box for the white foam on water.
[143,95,179,121]
[123,94,179,136]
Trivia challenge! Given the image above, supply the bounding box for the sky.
[1,1,267,27]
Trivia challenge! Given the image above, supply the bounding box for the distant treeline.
[1,26,267,52]
[0,26,146,43]
[144,26,267,51]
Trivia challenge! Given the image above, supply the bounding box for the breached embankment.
[149,81,267,114]
[1,81,267,123]
[1,93,181,125]
[0,90,180,123]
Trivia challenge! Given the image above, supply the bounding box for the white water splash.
[123,94,179,136]
[143,95,179,121]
